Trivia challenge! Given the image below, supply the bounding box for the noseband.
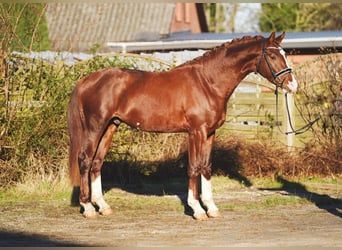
[256,39,293,89]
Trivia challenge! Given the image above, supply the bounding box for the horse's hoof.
[83,210,98,219]
[207,210,222,218]
[193,212,209,221]
[100,207,114,216]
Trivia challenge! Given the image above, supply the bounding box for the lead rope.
[275,87,319,135]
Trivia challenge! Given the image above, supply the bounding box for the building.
[107,30,342,66]
[45,3,342,68]
[45,3,207,52]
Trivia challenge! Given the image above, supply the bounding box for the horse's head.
[256,32,298,93]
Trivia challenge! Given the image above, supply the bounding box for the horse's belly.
[127,114,188,133]
[116,91,189,132]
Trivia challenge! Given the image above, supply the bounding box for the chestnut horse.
[67,32,297,220]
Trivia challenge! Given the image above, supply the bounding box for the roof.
[164,30,342,49]
[45,3,175,52]
[107,31,342,53]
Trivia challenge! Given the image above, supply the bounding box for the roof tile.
[45,3,175,52]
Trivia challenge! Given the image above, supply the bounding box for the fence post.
[283,92,295,150]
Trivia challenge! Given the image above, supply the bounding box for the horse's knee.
[188,166,212,183]
[201,163,212,180]
[90,159,103,179]
[187,164,201,178]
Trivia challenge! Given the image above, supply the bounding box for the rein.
[274,86,320,135]
[256,38,319,135]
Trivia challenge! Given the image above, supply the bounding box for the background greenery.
[0,3,341,188]
[204,3,342,33]
[259,3,342,32]
[0,3,50,52]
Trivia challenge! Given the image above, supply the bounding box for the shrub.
[0,51,174,187]
[294,51,342,177]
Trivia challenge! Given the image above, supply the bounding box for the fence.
[218,73,297,148]
[225,52,342,149]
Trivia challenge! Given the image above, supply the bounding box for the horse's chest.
[188,105,226,132]
[206,109,226,131]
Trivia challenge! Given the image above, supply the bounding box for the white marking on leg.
[201,175,220,217]
[80,202,97,218]
[91,176,111,214]
[187,189,207,220]
[91,175,103,203]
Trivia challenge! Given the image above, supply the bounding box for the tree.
[0,3,50,52]
[204,3,226,33]
[259,3,342,32]
[204,3,261,33]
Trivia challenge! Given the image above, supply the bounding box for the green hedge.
[0,52,174,187]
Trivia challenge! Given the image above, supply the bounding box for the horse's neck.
[202,40,261,99]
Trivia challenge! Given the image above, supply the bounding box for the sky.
[235,3,262,32]
[222,3,262,33]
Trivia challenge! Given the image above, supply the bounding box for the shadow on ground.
[0,230,88,247]
[70,147,342,220]
[260,176,342,218]
[70,149,252,217]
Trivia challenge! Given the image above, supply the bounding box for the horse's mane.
[178,35,264,68]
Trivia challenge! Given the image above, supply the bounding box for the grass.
[218,196,308,212]
[263,195,307,207]
[0,174,340,214]
[104,190,183,214]
[0,177,71,205]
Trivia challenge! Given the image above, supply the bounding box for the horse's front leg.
[201,174,220,218]
[200,132,220,218]
[188,175,207,220]
[187,127,219,220]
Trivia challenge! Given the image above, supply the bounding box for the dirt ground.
[0,180,341,247]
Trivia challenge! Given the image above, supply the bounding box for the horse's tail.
[67,87,82,187]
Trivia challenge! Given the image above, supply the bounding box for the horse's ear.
[269,32,276,42]
[275,32,286,44]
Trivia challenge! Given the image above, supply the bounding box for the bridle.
[256,38,319,135]
[256,39,293,89]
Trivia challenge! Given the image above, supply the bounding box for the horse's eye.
[270,54,277,60]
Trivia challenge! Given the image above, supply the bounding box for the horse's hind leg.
[78,123,116,218]
[90,123,117,216]
[79,143,98,218]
